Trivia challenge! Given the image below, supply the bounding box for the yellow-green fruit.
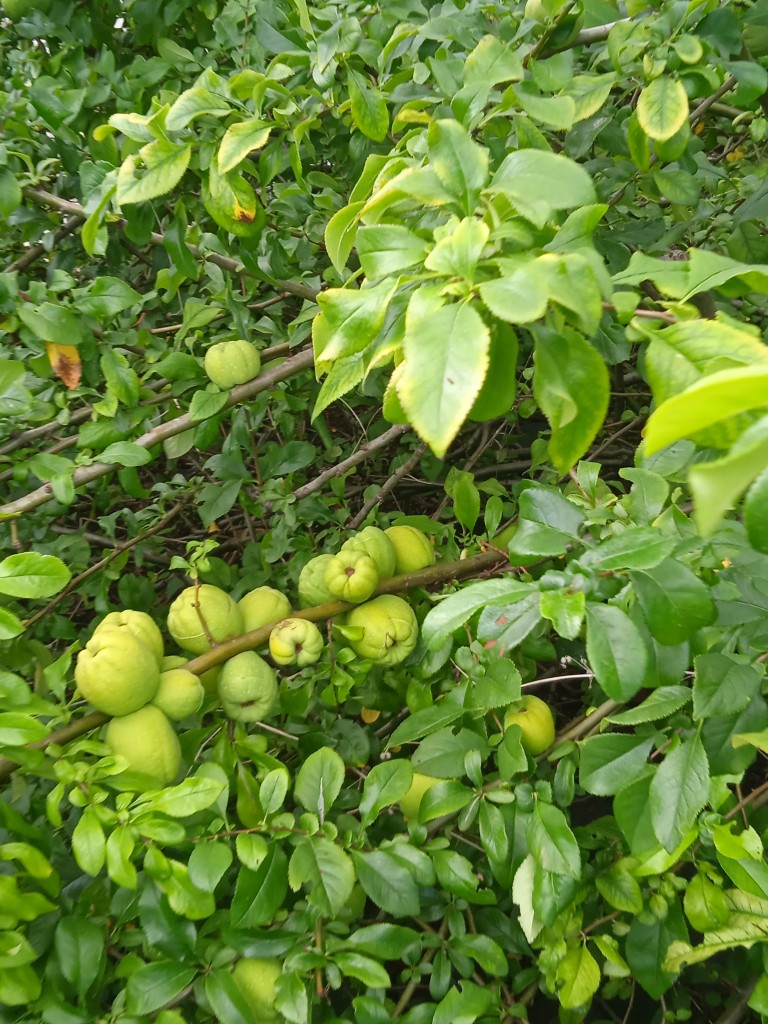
[204,340,261,389]
[2,0,51,20]
[385,525,435,574]
[239,587,292,632]
[269,618,324,667]
[232,958,281,1023]
[162,655,220,696]
[298,555,336,608]
[75,630,160,716]
[324,549,379,603]
[105,705,181,790]
[341,526,397,579]
[95,610,164,666]
[218,651,278,722]
[167,584,244,655]
[398,771,441,820]
[345,595,419,666]
[152,669,204,720]
[503,695,556,755]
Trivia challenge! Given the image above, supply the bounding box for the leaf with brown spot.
[46,342,81,390]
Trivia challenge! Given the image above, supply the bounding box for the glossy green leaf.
[636,77,689,141]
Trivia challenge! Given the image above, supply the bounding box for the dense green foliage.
[3,0,768,1021]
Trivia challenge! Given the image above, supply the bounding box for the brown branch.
[7,215,82,273]
[0,547,507,782]
[291,424,410,502]
[347,440,427,529]
[0,348,315,518]
[22,187,320,302]
[689,75,739,128]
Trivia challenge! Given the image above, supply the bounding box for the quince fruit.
[105,705,181,790]
[385,525,435,574]
[95,609,164,666]
[152,668,204,720]
[167,584,244,655]
[341,526,397,578]
[269,618,324,667]
[204,339,261,389]
[75,630,160,716]
[298,554,336,607]
[231,958,282,1023]
[218,651,278,722]
[344,595,418,666]
[398,770,441,820]
[503,695,555,755]
[239,586,292,632]
[325,549,379,603]
[162,655,221,696]
[2,0,51,19]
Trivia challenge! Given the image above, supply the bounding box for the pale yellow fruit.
[152,669,204,720]
[385,525,435,574]
[399,771,441,820]
[345,595,418,666]
[504,695,556,755]
[166,585,244,655]
[268,618,324,667]
[95,610,164,665]
[105,705,181,790]
[298,554,336,608]
[204,340,261,389]
[218,651,278,722]
[161,654,221,697]
[232,958,281,1023]
[238,587,292,632]
[75,630,160,716]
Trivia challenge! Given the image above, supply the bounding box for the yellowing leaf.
[46,342,81,390]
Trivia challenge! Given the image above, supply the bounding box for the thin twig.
[7,215,82,273]
[292,424,410,502]
[347,440,427,529]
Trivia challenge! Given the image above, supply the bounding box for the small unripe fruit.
[385,525,435,574]
[231,958,281,1023]
[324,549,379,603]
[238,587,292,632]
[341,526,397,578]
[344,595,419,666]
[399,771,441,820]
[75,631,160,716]
[503,695,556,755]
[167,585,244,655]
[298,555,336,608]
[269,618,324,667]
[162,655,220,696]
[218,651,278,722]
[152,669,204,720]
[204,339,261,389]
[105,705,181,790]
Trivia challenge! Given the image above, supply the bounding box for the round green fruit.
[468,324,518,422]
[105,705,181,790]
[239,586,292,632]
[298,554,336,608]
[269,618,324,667]
[167,584,244,655]
[152,668,204,720]
[162,654,221,696]
[231,958,282,1023]
[344,595,419,666]
[75,630,160,716]
[341,526,397,578]
[398,770,441,820]
[324,549,379,603]
[95,609,164,666]
[503,695,556,755]
[385,525,435,574]
[204,339,261,389]
[218,651,278,722]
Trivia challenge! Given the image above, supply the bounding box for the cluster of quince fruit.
[73,524,436,791]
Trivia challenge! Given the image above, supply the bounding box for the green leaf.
[333,951,390,988]
[356,224,429,279]
[0,169,22,218]
[0,553,70,598]
[528,801,581,878]
[205,969,255,1024]
[508,487,584,563]
[18,302,82,346]
[351,849,420,917]
[556,943,600,1010]
[217,119,271,174]
[539,589,585,640]
[126,962,197,1015]
[294,746,345,820]
[315,280,397,368]
[77,277,143,318]
[585,604,648,701]
[693,654,762,720]
[489,149,596,217]
[626,900,689,998]
[478,259,551,324]
[344,924,421,960]
[745,462,768,553]
[596,863,643,914]
[135,776,226,817]
[99,442,153,467]
[650,735,710,851]
[424,218,489,284]
[419,780,475,823]
[230,845,289,928]
[433,982,493,1024]
[0,361,32,417]
[579,734,655,796]
[71,806,106,877]
[187,841,233,892]
[203,162,262,238]
[631,559,715,645]
[534,326,609,473]
[398,292,490,458]
[464,35,523,87]
[578,528,676,571]
[347,69,389,142]
[636,77,689,141]
[117,141,192,205]
[359,760,412,827]
[427,119,489,215]
[422,579,530,649]
[288,837,355,917]
[54,918,106,1001]
[561,72,617,122]
[388,704,465,747]
[324,201,364,275]
[606,686,692,726]
[665,890,768,971]
[166,87,230,131]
